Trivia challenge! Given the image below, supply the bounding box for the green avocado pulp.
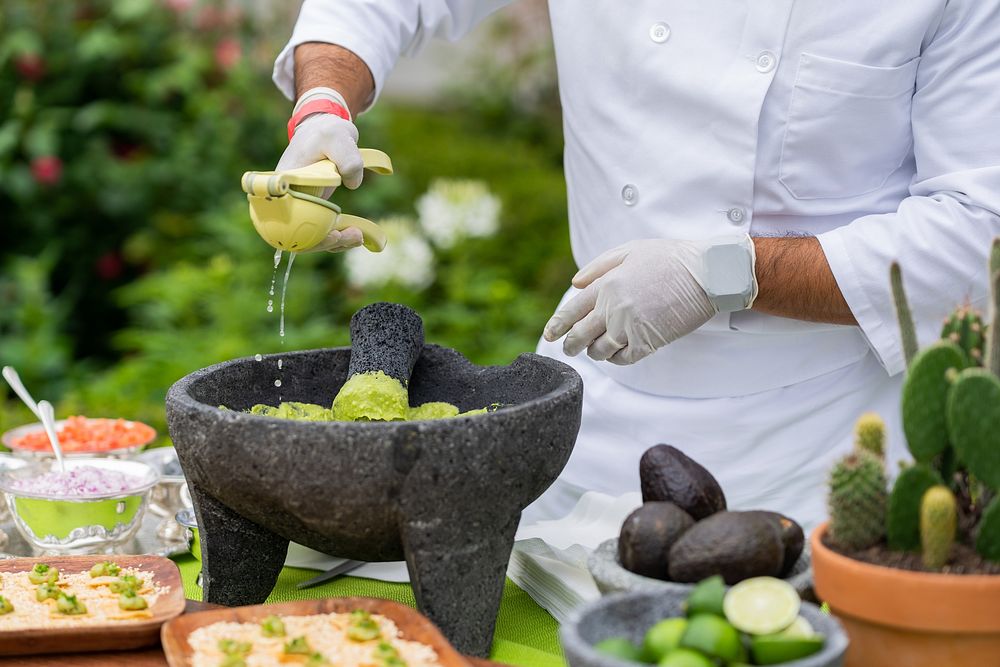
[332,370,410,421]
[243,370,495,422]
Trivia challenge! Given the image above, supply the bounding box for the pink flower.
[214,38,241,71]
[30,156,62,185]
[15,54,45,81]
[96,252,124,281]
[196,6,223,30]
[163,0,193,12]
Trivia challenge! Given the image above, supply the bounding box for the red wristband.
[287,99,351,140]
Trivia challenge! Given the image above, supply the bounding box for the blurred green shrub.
[0,1,572,441]
[0,0,288,367]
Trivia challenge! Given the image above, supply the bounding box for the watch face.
[704,243,752,311]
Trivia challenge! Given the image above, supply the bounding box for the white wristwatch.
[701,235,759,312]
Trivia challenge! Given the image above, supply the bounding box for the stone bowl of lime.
[165,303,583,657]
[561,576,847,667]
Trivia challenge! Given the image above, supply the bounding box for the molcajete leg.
[189,483,288,606]
[401,512,519,657]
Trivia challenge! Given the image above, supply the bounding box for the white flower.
[416,179,502,249]
[344,217,434,290]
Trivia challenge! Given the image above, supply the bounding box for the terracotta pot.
[811,523,1000,667]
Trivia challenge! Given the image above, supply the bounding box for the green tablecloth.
[172,554,566,667]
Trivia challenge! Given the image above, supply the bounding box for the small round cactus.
[920,485,957,570]
[941,305,985,366]
[854,412,886,460]
[828,452,888,551]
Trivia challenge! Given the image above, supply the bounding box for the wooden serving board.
[162,597,486,667]
[0,555,185,656]
[0,599,508,666]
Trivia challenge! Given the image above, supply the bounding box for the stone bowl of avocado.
[165,303,584,657]
[589,445,811,596]
[561,575,847,667]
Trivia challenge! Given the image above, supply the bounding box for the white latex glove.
[543,239,725,365]
[277,87,365,253]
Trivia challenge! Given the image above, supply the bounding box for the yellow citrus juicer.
[241,148,393,253]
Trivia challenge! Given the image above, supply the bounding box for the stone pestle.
[331,302,425,421]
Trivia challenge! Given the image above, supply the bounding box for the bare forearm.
[751,237,857,325]
[293,42,375,113]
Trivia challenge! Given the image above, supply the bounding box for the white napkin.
[283,490,642,616]
[506,491,642,622]
[284,543,409,582]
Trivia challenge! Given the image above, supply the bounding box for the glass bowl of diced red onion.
[0,458,159,554]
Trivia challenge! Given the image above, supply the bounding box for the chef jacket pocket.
[779,53,920,200]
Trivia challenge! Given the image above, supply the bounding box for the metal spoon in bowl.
[2,367,66,472]
[2,366,40,418]
[37,401,66,473]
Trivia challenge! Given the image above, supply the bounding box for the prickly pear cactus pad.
[947,368,1000,489]
[887,464,944,552]
[901,342,967,462]
[976,496,1000,562]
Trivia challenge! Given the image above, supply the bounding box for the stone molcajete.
[165,303,583,656]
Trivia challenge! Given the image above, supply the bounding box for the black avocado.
[618,502,696,580]
[667,511,785,584]
[640,445,727,520]
[744,510,805,577]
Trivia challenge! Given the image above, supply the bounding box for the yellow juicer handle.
[337,213,387,252]
[241,149,393,196]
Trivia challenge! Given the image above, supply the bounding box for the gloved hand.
[543,238,751,365]
[277,87,365,253]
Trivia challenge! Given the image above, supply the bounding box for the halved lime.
[657,648,715,667]
[593,636,643,661]
[776,615,814,638]
[750,634,825,665]
[723,577,800,635]
[685,575,726,617]
[642,618,688,662]
[680,614,745,662]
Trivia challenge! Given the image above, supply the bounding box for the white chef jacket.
[276,0,1000,398]
[274,2,1000,525]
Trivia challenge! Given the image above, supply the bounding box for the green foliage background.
[0,0,572,439]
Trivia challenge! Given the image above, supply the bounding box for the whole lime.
[642,618,688,662]
[593,636,643,661]
[680,613,746,662]
[657,648,715,667]
[685,575,726,617]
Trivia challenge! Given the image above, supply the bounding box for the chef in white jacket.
[274,1,1000,530]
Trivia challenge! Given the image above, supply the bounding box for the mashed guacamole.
[244,370,495,422]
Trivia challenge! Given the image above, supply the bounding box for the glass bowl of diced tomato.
[1,416,157,460]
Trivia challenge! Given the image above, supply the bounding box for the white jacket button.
[649,22,671,44]
[755,51,777,73]
[622,184,639,206]
[727,207,746,224]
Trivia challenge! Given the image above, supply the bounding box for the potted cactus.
[810,240,1000,667]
